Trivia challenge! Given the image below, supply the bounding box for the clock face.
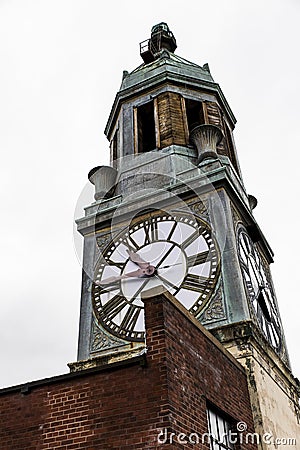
[237,229,282,351]
[92,212,220,341]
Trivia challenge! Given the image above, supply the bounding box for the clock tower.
[73,23,300,448]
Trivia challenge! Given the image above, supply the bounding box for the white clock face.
[238,229,282,351]
[92,212,220,341]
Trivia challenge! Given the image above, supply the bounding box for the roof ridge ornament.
[203,63,211,73]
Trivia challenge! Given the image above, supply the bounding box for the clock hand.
[97,270,142,285]
[158,262,183,270]
[98,266,156,285]
[154,243,177,270]
[126,249,150,268]
[155,273,178,290]
[130,277,152,301]
[127,247,182,271]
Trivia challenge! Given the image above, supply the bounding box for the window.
[185,98,205,132]
[207,406,235,450]
[136,101,156,153]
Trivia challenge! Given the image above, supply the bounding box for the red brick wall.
[144,290,257,449]
[0,291,257,450]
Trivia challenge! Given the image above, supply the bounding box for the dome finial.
[140,22,177,64]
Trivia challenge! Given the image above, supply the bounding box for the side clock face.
[93,212,220,341]
[237,229,282,351]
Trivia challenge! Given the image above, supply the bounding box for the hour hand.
[97,269,142,285]
[97,267,155,286]
[126,249,149,268]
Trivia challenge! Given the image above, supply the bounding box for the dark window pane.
[137,101,156,153]
[185,98,205,132]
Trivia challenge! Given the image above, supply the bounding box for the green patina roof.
[120,49,214,91]
[105,49,236,138]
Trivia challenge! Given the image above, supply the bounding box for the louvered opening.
[185,99,205,132]
[112,130,118,162]
[136,101,156,153]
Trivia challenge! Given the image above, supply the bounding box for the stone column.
[190,124,223,164]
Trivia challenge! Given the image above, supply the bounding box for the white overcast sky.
[0,0,299,388]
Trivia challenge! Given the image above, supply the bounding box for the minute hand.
[155,244,177,270]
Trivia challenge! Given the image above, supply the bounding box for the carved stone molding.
[90,318,126,353]
[96,233,111,253]
[201,287,226,322]
[94,233,112,269]
[188,199,209,220]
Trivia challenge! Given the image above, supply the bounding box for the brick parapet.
[0,288,257,449]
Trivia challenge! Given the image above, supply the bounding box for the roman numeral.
[240,234,252,255]
[187,250,209,267]
[104,260,125,270]
[269,323,280,348]
[266,323,274,346]
[246,280,256,298]
[120,306,141,332]
[181,230,199,250]
[125,234,139,251]
[166,220,177,241]
[240,259,250,274]
[239,247,248,265]
[180,274,209,292]
[100,295,127,320]
[143,218,159,245]
[97,282,120,294]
